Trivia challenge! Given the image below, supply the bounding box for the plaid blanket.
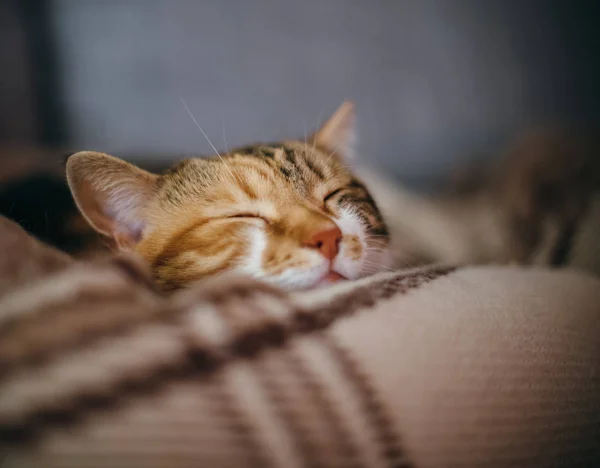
[1,216,599,467]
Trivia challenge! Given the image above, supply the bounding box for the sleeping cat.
[66,102,392,292]
[66,101,599,292]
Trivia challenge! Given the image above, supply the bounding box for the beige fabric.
[0,217,72,297]
[0,216,599,467]
[359,167,600,277]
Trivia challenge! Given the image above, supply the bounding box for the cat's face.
[66,102,391,291]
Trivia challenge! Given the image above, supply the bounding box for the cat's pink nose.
[306,226,342,260]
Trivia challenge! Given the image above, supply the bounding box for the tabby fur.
[66,102,391,291]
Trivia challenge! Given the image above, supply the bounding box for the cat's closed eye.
[324,188,344,203]
[227,213,270,224]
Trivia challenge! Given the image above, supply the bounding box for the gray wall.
[50,0,595,181]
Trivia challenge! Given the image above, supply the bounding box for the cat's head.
[66,101,391,291]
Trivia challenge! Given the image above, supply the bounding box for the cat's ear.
[312,100,357,160]
[66,151,158,250]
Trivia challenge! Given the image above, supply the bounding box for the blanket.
[1,216,599,467]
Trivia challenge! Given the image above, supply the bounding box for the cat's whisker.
[366,237,390,243]
[324,146,338,164]
[365,240,391,248]
[364,237,391,245]
[362,261,397,273]
[364,252,391,261]
[365,245,391,252]
[361,257,391,267]
[364,245,392,254]
[179,97,239,182]
[362,250,390,259]
[363,260,389,269]
[360,262,397,274]
[364,247,389,254]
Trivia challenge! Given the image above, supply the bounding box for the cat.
[66,102,392,292]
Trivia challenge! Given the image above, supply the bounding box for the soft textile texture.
[359,167,600,276]
[0,217,599,467]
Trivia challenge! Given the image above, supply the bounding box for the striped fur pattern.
[66,102,391,292]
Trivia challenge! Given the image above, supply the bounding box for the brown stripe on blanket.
[293,265,455,332]
[0,267,453,448]
[0,257,452,384]
[0,252,156,335]
[0,260,166,379]
[323,337,413,468]
[0,216,73,298]
[285,344,363,467]
[0,271,287,379]
[0,266,452,384]
[254,350,323,467]
[208,372,271,468]
[0,278,297,447]
[0,352,195,447]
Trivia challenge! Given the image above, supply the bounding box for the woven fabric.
[0,216,599,467]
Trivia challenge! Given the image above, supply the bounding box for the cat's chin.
[314,271,347,289]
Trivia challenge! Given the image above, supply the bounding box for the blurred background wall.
[1,0,599,185]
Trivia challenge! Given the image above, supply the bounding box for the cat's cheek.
[231,226,268,278]
[259,256,329,290]
[333,236,364,280]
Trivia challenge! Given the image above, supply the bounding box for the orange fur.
[67,102,390,291]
